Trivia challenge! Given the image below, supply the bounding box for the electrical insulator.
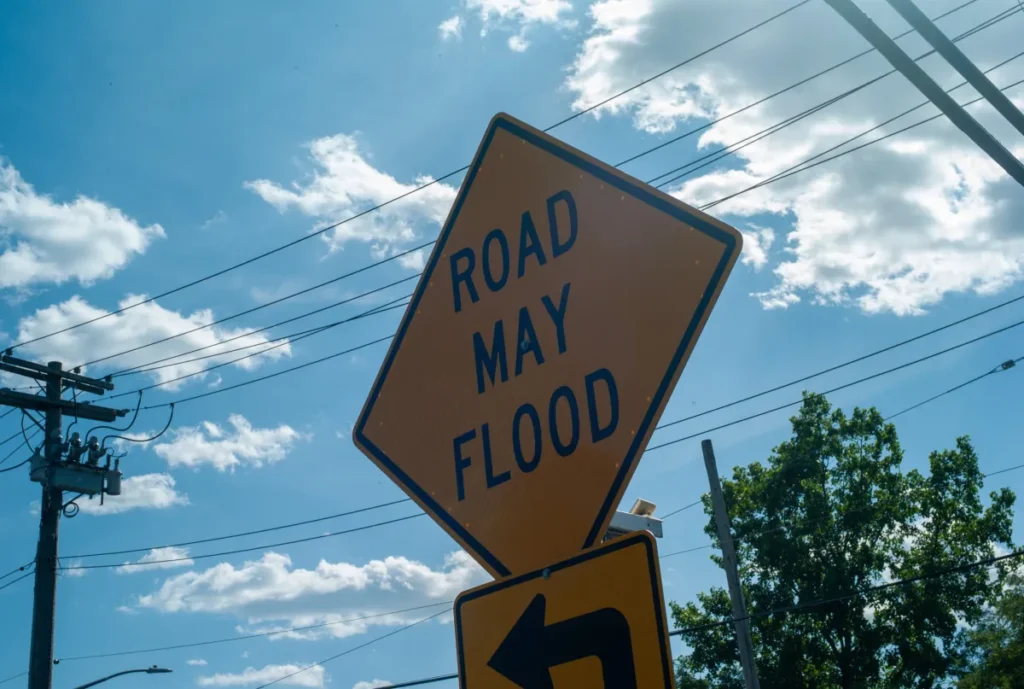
[86,437,103,467]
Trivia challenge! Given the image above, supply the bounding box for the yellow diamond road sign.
[353,113,741,577]
[454,531,675,688]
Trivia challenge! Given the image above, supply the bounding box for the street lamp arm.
[72,667,172,689]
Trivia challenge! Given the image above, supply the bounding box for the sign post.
[353,113,742,578]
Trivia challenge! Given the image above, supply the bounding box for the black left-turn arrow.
[487,593,637,689]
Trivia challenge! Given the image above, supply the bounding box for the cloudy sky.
[1,0,1023,687]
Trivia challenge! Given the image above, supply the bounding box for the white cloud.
[201,210,228,230]
[439,15,463,41]
[445,0,575,50]
[565,0,1024,315]
[136,550,487,640]
[353,682,391,689]
[62,559,87,578]
[197,664,326,688]
[78,473,189,515]
[187,659,209,667]
[245,134,457,266]
[739,224,775,270]
[11,295,291,387]
[152,414,303,472]
[508,32,530,52]
[116,547,194,574]
[0,158,164,290]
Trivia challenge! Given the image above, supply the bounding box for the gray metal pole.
[28,363,63,689]
[823,0,1024,189]
[884,0,1024,138]
[701,439,760,689]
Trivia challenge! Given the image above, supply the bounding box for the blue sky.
[1,0,1023,687]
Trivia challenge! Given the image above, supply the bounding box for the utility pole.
[29,362,64,689]
[883,0,1024,139]
[822,0,1024,189]
[0,352,126,689]
[701,439,760,689]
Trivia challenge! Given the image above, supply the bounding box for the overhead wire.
[253,609,450,689]
[55,600,454,662]
[7,0,816,355]
[79,260,424,373]
[57,548,1024,689]
[645,1,1022,189]
[0,568,33,592]
[646,333,1024,454]
[63,497,412,560]
[700,71,1024,212]
[59,513,425,572]
[113,296,410,383]
[106,299,409,402]
[885,356,1021,420]
[139,291,1024,420]
[109,277,418,377]
[25,345,1022,576]
[9,0,999,384]
[656,354,1024,557]
[669,548,1024,636]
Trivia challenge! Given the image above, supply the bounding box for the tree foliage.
[671,393,1016,689]
[959,573,1024,688]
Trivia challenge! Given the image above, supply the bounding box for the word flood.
[452,368,619,501]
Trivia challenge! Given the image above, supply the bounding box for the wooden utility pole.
[702,439,760,689]
[0,353,125,689]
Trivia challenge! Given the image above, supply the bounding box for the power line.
[26,304,1008,573]
[645,1,1021,189]
[654,42,1024,191]
[104,298,410,401]
[63,497,413,560]
[617,0,983,172]
[653,289,1024,433]
[669,547,1024,636]
[645,328,1024,455]
[0,459,29,474]
[49,336,1022,574]
[0,672,25,687]
[110,279,418,378]
[371,675,459,689]
[254,609,450,689]
[66,547,1022,689]
[885,356,1020,420]
[9,0,995,388]
[81,259,424,373]
[55,601,454,662]
[657,355,1024,556]
[0,569,33,592]
[700,71,1024,212]
[7,0,814,355]
[59,512,425,572]
[108,6,1011,381]
[0,561,34,583]
[140,334,395,410]
[140,294,1023,428]
[662,498,705,520]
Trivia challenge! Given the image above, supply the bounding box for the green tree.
[671,393,1016,689]
[959,573,1024,688]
